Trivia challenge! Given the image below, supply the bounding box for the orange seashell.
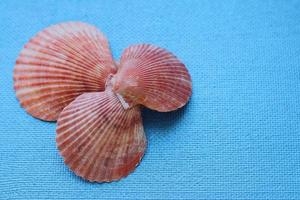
[112,44,192,112]
[14,22,116,121]
[56,89,146,182]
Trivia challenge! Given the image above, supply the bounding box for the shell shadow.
[141,103,189,133]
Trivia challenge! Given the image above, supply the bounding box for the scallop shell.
[14,22,192,182]
[56,90,146,182]
[14,22,116,121]
[112,44,192,112]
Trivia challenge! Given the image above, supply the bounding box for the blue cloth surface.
[1,0,300,199]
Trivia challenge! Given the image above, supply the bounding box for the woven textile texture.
[1,0,300,199]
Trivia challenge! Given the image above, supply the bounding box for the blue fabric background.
[1,0,300,199]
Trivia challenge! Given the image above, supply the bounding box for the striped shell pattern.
[14,22,192,182]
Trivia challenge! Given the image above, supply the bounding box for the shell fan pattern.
[14,22,192,182]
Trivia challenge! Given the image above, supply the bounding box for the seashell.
[112,44,192,112]
[14,21,192,183]
[14,22,116,121]
[56,89,146,182]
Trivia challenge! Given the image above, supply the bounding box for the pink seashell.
[14,22,192,182]
[14,22,116,121]
[56,89,146,182]
[112,44,192,112]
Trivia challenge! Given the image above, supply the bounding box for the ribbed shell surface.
[114,44,192,112]
[56,91,146,182]
[14,22,116,121]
